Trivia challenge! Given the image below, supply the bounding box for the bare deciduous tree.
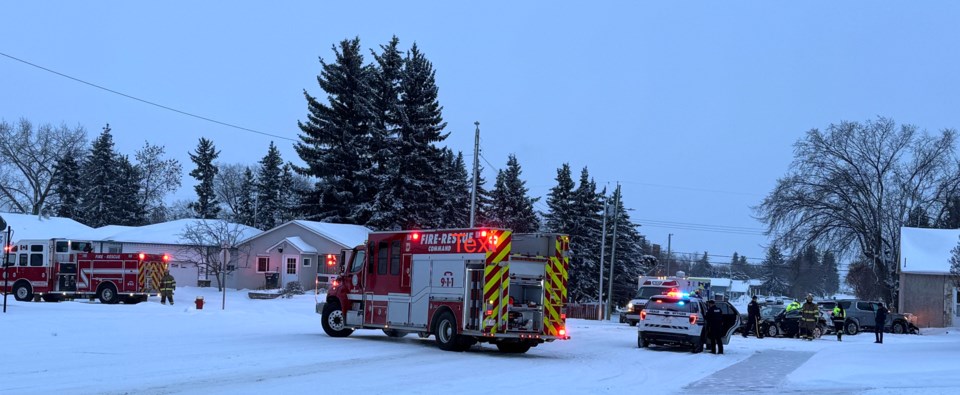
[135,142,182,223]
[177,220,253,290]
[758,117,960,307]
[0,118,87,214]
[214,162,251,219]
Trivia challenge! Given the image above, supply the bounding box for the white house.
[0,212,94,242]
[899,226,960,328]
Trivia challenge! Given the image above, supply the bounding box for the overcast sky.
[3,1,960,264]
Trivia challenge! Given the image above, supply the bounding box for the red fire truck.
[1,238,169,304]
[316,228,570,353]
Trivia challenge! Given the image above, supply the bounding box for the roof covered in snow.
[900,226,960,274]
[730,280,750,293]
[708,278,732,288]
[268,236,318,254]
[292,220,371,248]
[0,212,94,241]
[92,219,261,246]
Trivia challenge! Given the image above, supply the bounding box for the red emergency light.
[480,230,488,237]
[411,232,420,241]
[138,253,145,260]
[326,254,337,266]
[162,254,170,262]
[559,328,567,337]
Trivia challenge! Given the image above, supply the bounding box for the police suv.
[637,292,741,353]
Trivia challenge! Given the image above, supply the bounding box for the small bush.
[281,281,305,298]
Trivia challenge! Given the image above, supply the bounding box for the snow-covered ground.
[3,288,960,395]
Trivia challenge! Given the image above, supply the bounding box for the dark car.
[737,305,784,336]
[835,299,920,335]
[762,307,828,339]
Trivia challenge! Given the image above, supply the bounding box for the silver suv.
[835,299,918,335]
[638,294,740,353]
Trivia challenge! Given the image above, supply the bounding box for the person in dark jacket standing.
[705,300,725,354]
[743,295,762,338]
[831,304,846,341]
[875,302,888,343]
[160,270,176,305]
[800,294,819,340]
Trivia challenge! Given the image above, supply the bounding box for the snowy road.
[3,287,960,395]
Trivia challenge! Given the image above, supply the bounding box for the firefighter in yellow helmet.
[160,270,176,305]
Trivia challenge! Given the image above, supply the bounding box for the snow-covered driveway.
[3,287,959,395]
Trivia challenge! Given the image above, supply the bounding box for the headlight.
[626,302,634,311]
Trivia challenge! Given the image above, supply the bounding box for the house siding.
[235,223,354,291]
[899,272,954,328]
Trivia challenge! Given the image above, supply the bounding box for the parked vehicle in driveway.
[835,300,919,335]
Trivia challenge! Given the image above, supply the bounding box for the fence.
[565,303,607,320]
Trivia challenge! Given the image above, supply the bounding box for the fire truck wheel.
[496,342,531,354]
[41,294,62,303]
[434,311,467,351]
[97,284,120,304]
[13,282,34,302]
[321,302,354,338]
[382,329,408,338]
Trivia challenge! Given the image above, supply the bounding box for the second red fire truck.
[2,238,169,304]
[317,228,570,353]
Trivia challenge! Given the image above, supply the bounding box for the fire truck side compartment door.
[409,255,431,327]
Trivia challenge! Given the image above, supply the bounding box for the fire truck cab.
[317,228,570,353]
[1,238,168,304]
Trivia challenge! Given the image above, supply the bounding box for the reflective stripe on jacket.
[161,275,177,292]
[801,302,818,322]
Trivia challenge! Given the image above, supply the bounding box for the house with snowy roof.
[0,212,94,242]
[899,226,960,328]
[234,220,372,291]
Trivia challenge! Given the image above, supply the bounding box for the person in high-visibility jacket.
[785,300,801,313]
[800,294,819,340]
[832,304,846,341]
[160,270,176,305]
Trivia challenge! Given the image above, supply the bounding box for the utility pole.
[667,233,673,276]
[597,194,608,320]
[221,243,228,310]
[605,182,621,320]
[469,121,480,227]
[2,226,11,313]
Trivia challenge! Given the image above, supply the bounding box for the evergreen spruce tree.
[691,252,712,277]
[568,168,604,302]
[800,245,821,296]
[295,37,376,224]
[544,164,576,234]
[188,137,221,219]
[822,250,840,296]
[761,244,789,296]
[488,155,541,233]
[730,252,749,280]
[437,149,471,228]
[367,36,404,231]
[394,43,449,229]
[80,124,121,227]
[256,142,283,229]
[235,168,256,227]
[938,197,960,228]
[278,163,301,225]
[52,153,83,220]
[605,187,647,307]
[468,162,493,227]
[115,155,145,225]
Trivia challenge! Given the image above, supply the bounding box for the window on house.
[378,241,389,275]
[303,258,311,267]
[287,258,296,274]
[257,257,270,272]
[390,241,401,275]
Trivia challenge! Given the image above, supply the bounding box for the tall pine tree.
[295,37,376,224]
[567,168,604,302]
[52,152,83,220]
[761,244,789,295]
[80,124,121,227]
[235,167,256,227]
[256,142,283,229]
[488,154,541,233]
[437,149,471,228]
[544,163,576,234]
[367,36,405,231]
[188,137,221,219]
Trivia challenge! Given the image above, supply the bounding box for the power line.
[635,218,767,236]
[0,51,296,142]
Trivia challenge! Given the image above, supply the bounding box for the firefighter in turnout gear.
[160,270,176,305]
[832,304,846,341]
[800,294,818,340]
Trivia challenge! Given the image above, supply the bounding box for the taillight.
[689,314,697,325]
[559,328,567,337]
[640,310,647,321]
[560,313,566,320]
